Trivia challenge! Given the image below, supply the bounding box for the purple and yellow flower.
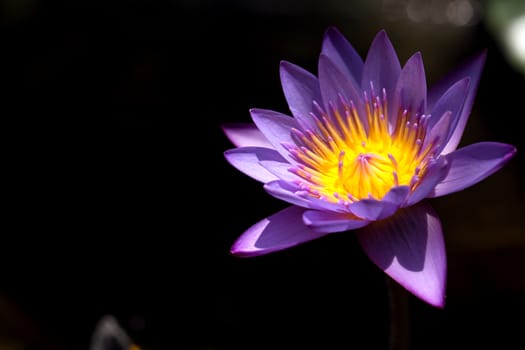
[222,27,516,307]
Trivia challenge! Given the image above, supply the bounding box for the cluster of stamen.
[286,86,437,204]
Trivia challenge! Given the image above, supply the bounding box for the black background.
[1,1,524,350]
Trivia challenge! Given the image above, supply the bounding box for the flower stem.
[386,276,410,350]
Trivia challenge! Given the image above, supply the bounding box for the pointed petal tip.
[228,206,333,259]
[502,144,518,164]
[432,142,518,197]
[462,48,487,74]
[507,145,518,159]
[375,29,389,40]
[389,277,446,308]
[230,233,270,258]
[220,122,234,135]
[502,145,518,164]
[279,60,292,70]
[433,295,446,309]
[229,245,242,256]
[368,29,391,48]
[388,277,446,308]
[412,51,424,64]
[357,202,447,308]
[323,25,342,38]
[409,282,446,308]
[229,244,258,258]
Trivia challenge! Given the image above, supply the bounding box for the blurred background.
[1,0,524,349]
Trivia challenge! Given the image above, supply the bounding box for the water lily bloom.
[222,27,516,307]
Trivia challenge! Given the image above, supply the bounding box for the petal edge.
[357,202,446,307]
[231,206,332,257]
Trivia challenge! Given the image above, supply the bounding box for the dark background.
[1,0,524,349]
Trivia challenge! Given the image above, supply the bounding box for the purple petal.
[303,210,370,233]
[231,205,332,257]
[321,26,364,90]
[264,180,347,212]
[428,50,487,154]
[422,111,453,155]
[404,157,449,206]
[250,108,298,162]
[429,142,517,198]
[263,180,312,208]
[222,123,272,148]
[279,61,322,131]
[361,30,401,111]
[305,195,350,213]
[259,160,299,182]
[318,54,366,122]
[427,77,469,128]
[357,201,446,308]
[392,52,427,125]
[427,77,470,154]
[348,186,409,221]
[224,147,287,183]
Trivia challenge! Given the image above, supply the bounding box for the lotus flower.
[222,27,516,307]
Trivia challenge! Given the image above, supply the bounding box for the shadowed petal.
[222,123,272,148]
[429,142,517,198]
[231,206,332,257]
[428,50,487,154]
[280,61,322,131]
[427,78,470,154]
[405,157,449,206]
[321,26,364,84]
[264,180,311,208]
[303,210,370,233]
[250,108,298,162]
[392,52,427,127]
[264,180,347,212]
[224,147,287,183]
[306,196,350,213]
[361,30,401,111]
[357,202,446,308]
[422,111,453,154]
[348,186,409,220]
[318,54,366,122]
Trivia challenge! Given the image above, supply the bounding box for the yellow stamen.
[290,94,434,203]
